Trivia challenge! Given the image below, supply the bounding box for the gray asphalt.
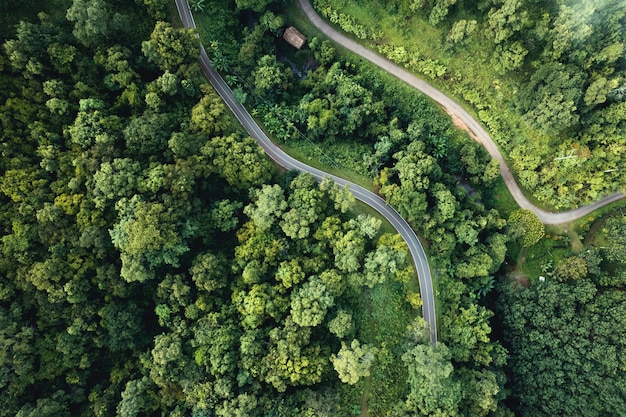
[175,0,438,344]
[297,0,625,225]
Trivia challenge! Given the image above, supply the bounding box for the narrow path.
[174,0,437,344]
[297,0,625,225]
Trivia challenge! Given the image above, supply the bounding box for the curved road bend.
[175,0,438,344]
[297,0,625,225]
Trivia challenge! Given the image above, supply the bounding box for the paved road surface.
[175,0,438,344]
[297,0,625,225]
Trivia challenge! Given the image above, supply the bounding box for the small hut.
[282,26,307,50]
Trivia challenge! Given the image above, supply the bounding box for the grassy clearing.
[509,198,626,283]
[517,236,570,280]
[352,280,416,415]
[366,282,413,413]
[279,140,376,190]
[579,200,626,245]
[484,177,518,219]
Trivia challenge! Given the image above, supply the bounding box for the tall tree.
[66,0,127,47]
[141,21,200,75]
[402,343,462,416]
[330,339,378,385]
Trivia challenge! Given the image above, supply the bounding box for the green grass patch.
[518,236,570,280]
[350,280,416,415]
[279,140,375,189]
[578,199,626,242]
[510,200,626,282]
[484,177,518,219]
[586,221,609,249]
[366,282,413,415]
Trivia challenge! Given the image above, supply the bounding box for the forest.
[0,0,510,415]
[313,0,626,210]
[2,0,625,416]
[299,0,626,415]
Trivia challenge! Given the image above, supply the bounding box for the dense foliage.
[9,0,604,416]
[507,209,544,248]
[198,0,517,414]
[204,2,626,416]
[493,199,626,416]
[0,0,524,415]
[498,278,626,416]
[313,0,626,209]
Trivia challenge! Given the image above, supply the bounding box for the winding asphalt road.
[175,0,438,344]
[297,0,625,225]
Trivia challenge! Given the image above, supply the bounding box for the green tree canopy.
[508,209,544,247]
[330,339,378,385]
[141,21,199,74]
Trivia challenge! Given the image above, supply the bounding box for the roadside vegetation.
[291,1,626,415]
[311,0,626,211]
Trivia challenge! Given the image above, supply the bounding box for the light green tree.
[215,394,260,417]
[319,177,355,213]
[141,21,199,74]
[117,377,158,417]
[328,309,353,338]
[291,276,334,327]
[92,159,141,207]
[275,259,305,289]
[190,91,228,135]
[554,256,588,281]
[252,55,291,97]
[149,333,184,387]
[260,11,285,34]
[330,339,378,385]
[359,243,406,288]
[261,318,327,391]
[457,369,500,417]
[508,209,544,247]
[402,343,461,416]
[66,0,125,47]
[429,0,457,26]
[244,184,287,232]
[333,229,366,273]
[486,0,528,44]
[446,19,477,47]
[109,196,190,282]
[210,199,243,232]
[201,133,273,189]
[601,216,626,263]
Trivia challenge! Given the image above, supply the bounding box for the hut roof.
[282,26,307,49]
